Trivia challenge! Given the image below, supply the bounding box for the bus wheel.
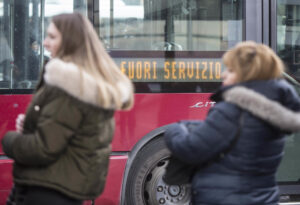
[125,137,191,205]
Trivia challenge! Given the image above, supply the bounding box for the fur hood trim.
[223,86,300,132]
[44,58,131,108]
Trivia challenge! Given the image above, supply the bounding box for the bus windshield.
[98,0,243,51]
[97,0,243,93]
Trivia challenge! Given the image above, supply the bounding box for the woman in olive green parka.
[2,13,134,205]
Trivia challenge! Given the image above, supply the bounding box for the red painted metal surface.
[93,155,127,205]
[0,160,12,204]
[113,93,212,150]
[0,95,32,154]
[0,93,212,153]
[0,93,212,204]
[0,156,127,205]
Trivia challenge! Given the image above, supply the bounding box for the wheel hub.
[168,185,180,197]
[144,159,191,205]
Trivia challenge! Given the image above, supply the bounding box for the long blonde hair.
[52,12,133,110]
[223,41,284,83]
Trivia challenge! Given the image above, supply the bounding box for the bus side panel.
[94,155,127,205]
[113,93,213,151]
[0,160,13,204]
[0,94,212,154]
[0,156,127,204]
[0,95,32,154]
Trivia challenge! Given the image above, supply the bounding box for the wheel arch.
[120,124,173,205]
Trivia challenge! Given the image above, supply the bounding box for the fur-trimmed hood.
[44,58,131,109]
[223,86,300,132]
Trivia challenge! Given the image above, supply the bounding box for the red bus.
[1,0,300,204]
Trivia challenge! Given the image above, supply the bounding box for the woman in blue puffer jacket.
[164,41,300,205]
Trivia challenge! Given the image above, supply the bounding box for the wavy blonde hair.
[223,41,284,83]
[52,12,133,110]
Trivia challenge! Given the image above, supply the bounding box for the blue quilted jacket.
[165,79,300,205]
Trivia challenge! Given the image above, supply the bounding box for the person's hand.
[15,114,25,133]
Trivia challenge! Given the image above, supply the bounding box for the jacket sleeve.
[2,97,82,166]
[164,103,241,165]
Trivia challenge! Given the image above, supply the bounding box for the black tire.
[125,137,191,205]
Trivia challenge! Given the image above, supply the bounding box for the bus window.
[0,0,13,89]
[276,0,300,193]
[97,0,243,93]
[0,0,87,90]
[43,0,87,57]
[1,0,44,89]
[98,0,243,51]
[277,0,300,82]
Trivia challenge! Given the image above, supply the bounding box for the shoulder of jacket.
[43,59,105,109]
[43,58,130,110]
[213,101,240,115]
[223,86,300,132]
[41,84,111,116]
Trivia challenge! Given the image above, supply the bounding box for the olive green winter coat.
[2,59,130,200]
